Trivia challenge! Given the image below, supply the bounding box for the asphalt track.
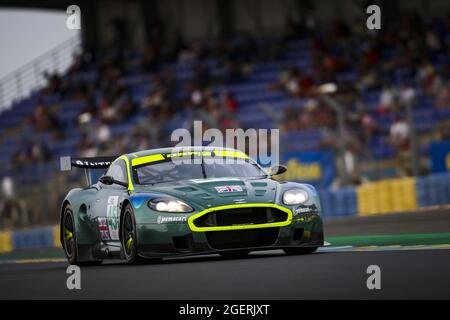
[1,209,450,300]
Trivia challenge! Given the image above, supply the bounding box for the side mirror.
[269,164,287,176]
[99,176,128,188]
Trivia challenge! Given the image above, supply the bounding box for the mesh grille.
[193,207,288,228]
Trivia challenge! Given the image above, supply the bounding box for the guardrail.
[0,35,82,113]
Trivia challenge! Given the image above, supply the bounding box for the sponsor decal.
[97,217,111,240]
[74,160,113,167]
[295,207,312,215]
[190,178,241,184]
[294,204,319,217]
[215,185,243,193]
[157,215,188,224]
[293,208,319,222]
[106,196,120,240]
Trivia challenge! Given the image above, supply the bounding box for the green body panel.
[61,147,324,261]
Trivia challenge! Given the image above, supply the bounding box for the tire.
[219,250,250,259]
[121,204,147,264]
[283,247,318,255]
[62,204,102,266]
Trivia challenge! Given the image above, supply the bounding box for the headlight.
[148,198,193,213]
[283,189,309,205]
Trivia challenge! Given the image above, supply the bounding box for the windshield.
[133,159,266,185]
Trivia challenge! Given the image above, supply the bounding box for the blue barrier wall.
[12,227,55,250]
[319,187,357,219]
[416,173,450,207]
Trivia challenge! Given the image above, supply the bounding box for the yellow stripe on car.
[213,150,249,159]
[131,154,165,167]
[166,151,213,158]
[118,155,135,191]
[188,203,293,232]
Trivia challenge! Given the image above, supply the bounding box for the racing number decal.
[106,196,120,240]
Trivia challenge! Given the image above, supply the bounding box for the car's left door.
[91,159,129,245]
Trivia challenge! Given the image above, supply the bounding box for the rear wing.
[60,156,118,185]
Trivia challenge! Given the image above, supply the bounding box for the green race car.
[59,147,324,265]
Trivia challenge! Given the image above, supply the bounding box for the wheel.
[121,204,147,264]
[62,205,77,265]
[283,247,318,255]
[219,250,250,259]
[62,204,102,266]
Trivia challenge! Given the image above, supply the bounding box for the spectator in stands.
[43,72,65,97]
[0,176,29,229]
[99,95,119,124]
[282,106,301,131]
[390,116,410,150]
[220,92,238,113]
[360,112,378,142]
[190,85,204,107]
[94,121,112,152]
[30,104,64,138]
[398,82,416,107]
[10,138,51,168]
[437,120,450,141]
[390,115,413,175]
[178,40,206,63]
[435,83,450,109]
[81,97,99,118]
[378,85,397,115]
[198,90,220,129]
[416,59,443,96]
[273,65,300,96]
[299,99,318,129]
[10,138,33,167]
[78,135,97,157]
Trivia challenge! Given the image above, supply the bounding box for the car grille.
[192,207,289,228]
[206,228,280,249]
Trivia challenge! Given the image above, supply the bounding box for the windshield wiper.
[200,157,207,179]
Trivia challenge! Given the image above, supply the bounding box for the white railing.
[0,35,82,113]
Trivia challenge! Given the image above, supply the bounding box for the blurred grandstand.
[2,0,450,228]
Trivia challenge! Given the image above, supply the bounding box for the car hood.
[135,177,280,209]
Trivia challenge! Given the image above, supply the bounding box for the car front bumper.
[135,213,324,258]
